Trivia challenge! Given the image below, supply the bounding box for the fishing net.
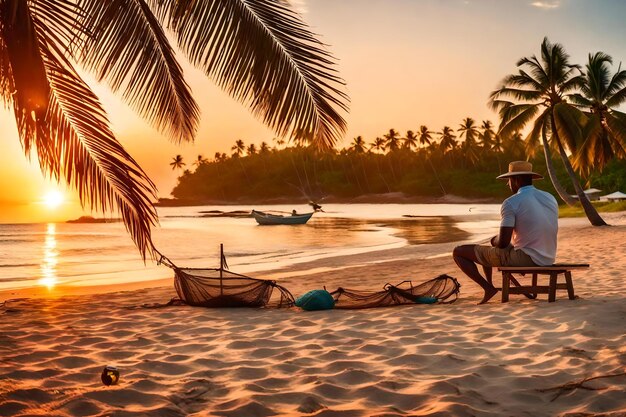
[172,267,294,308]
[157,250,294,308]
[329,274,460,309]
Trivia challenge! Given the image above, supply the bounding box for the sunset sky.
[2,0,626,222]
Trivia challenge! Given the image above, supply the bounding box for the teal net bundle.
[329,275,460,309]
[157,249,295,308]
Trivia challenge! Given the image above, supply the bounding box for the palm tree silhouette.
[570,52,626,175]
[418,125,433,148]
[369,137,390,192]
[402,130,418,151]
[458,117,480,166]
[438,126,457,153]
[479,120,496,150]
[383,128,401,152]
[0,0,348,257]
[193,155,208,168]
[247,143,257,155]
[350,136,367,153]
[490,37,606,225]
[259,142,271,154]
[506,131,526,158]
[272,137,286,150]
[170,155,185,170]
[231,139,245,157]
[370,137,387,154]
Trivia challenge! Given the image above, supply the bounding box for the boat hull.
[252,210,313,225]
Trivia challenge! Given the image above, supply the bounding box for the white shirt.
[500,185,558,265]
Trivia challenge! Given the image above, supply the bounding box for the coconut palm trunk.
[550,113,607,226]
[541,126,578,206]
[375,156,391,193]
[426,156,446,196]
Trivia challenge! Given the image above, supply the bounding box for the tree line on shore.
[168,127,625,204]
[171,38,626,226]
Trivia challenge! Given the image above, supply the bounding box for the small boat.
[251,210,314,225]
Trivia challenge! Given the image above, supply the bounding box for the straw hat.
[496,161,543,180]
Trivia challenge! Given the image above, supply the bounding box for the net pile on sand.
[329,275,460,309]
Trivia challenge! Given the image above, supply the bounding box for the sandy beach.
[1,214,625,417]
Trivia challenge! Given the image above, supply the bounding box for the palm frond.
[0,0,52,162]
[503,72,543,91]
[605,85,626,108]
[560,73,584,94]
[574,114,608,174]
[517,55,548,86]
[77,0,199,142]
[152,0,348,149]
[497,103,539,137]
[553,102,586,153]
[4,0,159,259]
[567,93,592,109]
[524,113,545,158]
[490,86,542,103]
[584,52,612,100]
[604,112,626,156]
[604,65,626,98]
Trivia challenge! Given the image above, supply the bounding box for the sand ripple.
[1,216,625,416]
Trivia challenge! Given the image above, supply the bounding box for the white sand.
[1,214,625,416]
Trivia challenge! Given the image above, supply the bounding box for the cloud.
[530,1,561,9]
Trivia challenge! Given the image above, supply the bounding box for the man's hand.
[494,227,514,249]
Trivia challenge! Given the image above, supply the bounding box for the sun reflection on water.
[39,223,58,289]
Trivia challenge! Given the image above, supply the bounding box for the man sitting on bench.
[452,161,558,304]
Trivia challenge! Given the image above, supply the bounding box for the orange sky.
[2,0,626,223]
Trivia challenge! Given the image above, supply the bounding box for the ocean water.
[0,204,500,291]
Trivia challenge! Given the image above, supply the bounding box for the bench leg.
[565,271,575,300]
[548,272,558,302]
[531,273,537,298]
[502,272,510,302]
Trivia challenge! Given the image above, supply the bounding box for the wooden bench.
[497,264,589,303]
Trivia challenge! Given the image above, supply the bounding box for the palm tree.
[416,125,445,195]
[438,126,457,153]
[350,136,367,153]
[569,52,626,175]
[214,152,226,163]
[370,137,387,154]
[259,141,270,154]
[506,131,526,158]
[479,120,496,150]
[458,117,480,166]
[383,128,401,152]
[418,125,433,148]
[193,154,208,168]
[490,37,606,225]
[369,137,390,192]
[402,130,418,151]
[247,143,257,155]
[273,137,286,150]
[170,154,185,170]
[231,139,245,157]
[0,0,349,258]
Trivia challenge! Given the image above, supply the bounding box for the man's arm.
[490,226,514,248]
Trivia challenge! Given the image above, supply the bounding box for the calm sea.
[0,204,500,291]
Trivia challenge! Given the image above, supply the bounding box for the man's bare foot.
[478,287,498,305]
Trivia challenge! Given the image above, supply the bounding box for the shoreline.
[1,213,625,416]
[155,192,502,207]
[1,213,621,302]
